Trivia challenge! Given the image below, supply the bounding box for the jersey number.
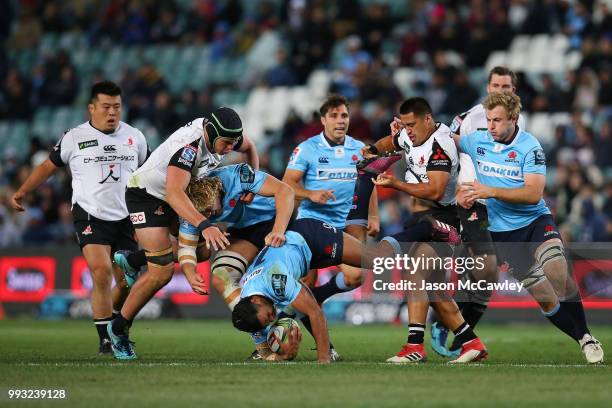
[252,246,270,268]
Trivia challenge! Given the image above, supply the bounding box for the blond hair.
[483,91,522,120]
[187,176,224,212]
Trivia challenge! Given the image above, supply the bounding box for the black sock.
[452,322,477,349]
[112,311,119,320]
[94,316,113,343]
[127,250,147,270]
[111,314,133,336]
[458,302,487,329]
[310,273,350,304]
[560,293,589,339]
[299,316,334,350]
[544,303,579,341]
[407,323,426,344]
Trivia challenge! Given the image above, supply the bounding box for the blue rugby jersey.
[460,129,550,232]
[287,133,364,228]
[179,164,276,234]
[239,231,312,307]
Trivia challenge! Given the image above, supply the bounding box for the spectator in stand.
[0,69,32,120]
[540,73,565,112]
[264,48,297,87]
[440,70,479,116]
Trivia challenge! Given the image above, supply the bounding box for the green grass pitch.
[0,319,610,407]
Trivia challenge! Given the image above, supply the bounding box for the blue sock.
[543,303,579,341]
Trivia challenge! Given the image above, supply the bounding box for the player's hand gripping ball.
[266,318,302,356]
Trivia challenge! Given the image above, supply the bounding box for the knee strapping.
[212,251,247,298]
[536,242,565,269]
[145,247,174,267]
[520,265,546,289]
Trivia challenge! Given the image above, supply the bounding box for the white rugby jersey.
[451,103,526,184]
[128,118,234,201]
[49,121,149,221]
[394,123,459,206]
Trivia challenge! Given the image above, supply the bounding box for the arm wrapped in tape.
[178,217,200,267]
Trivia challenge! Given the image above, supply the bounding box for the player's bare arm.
[282,168,335,204]
[461,173,545,205]
[236,134,259,170]
[360,116,404,158]
[256,175,295,247]
[11,159,59,211]
[360,134,398,158]
[367,187,380,237]
[291,283,330,363]
[373,170,450,202]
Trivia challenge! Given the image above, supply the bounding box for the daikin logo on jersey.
[477,160,522,180]
[316,167,358,180]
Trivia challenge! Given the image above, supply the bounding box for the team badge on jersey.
[239,164,255,183]
[450,116,462,133]
[334,147,344,158]
[181,145,197,161]
[534,149,546,165]
[506,150,519,163]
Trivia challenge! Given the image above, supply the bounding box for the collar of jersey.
[319,132,352,148]
[88,121,119,135]
[488,126,522,148]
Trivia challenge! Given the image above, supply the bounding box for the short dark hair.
[399,97,432,117]
[232,297,265,333]
[90,81,122,103]
[319,94,349,117]
[488,66,518,88]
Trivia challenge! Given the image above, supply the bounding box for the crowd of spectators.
[0,0,611,247]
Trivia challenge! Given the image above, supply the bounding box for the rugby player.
[10,81,149,355]
[458,91,604,364]
[431,66,527,357]
[180,166,376,361]
[282,95,379,355]
[106,108,258,360]
[366,97,487,363]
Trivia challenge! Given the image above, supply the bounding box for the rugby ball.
[266,318,301,353]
